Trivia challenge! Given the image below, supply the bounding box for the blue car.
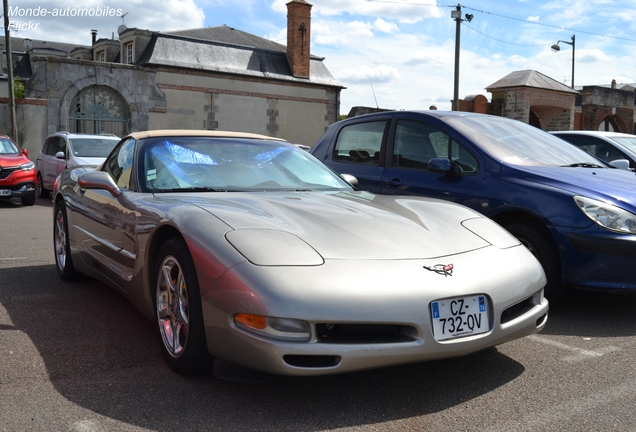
[310,111,636,300]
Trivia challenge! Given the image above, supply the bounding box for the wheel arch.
[145,224,184,303]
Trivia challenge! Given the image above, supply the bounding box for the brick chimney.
[286,0,312,78]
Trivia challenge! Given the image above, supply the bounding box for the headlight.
[234,314,311,342]
[20,161,35,171]
[575,196,636,234]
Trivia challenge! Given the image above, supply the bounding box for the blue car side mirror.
[429,157,461,176]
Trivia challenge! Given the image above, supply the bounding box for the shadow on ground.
[0,264,527,431]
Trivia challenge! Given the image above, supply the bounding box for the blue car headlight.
[575,196,636,234]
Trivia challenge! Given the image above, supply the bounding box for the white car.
[35,132,120,197]
[551,131,636,171]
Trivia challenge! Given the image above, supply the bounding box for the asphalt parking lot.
[2,197,636,431]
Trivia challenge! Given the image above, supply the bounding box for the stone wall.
[149,67,336,146]
[0,98,48,155]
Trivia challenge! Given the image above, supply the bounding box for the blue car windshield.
[446,116,606,167]
[142,137,352,192]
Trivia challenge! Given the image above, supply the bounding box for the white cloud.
[335,65,400,84]
[5,0,204,44]
[373,18,398,34]
[270,0,441,23]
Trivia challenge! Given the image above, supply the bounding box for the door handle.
[384,179,403,188]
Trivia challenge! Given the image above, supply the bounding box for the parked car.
[35,132,120,197]
[310,111,636,300]
[52,130,548,376]
[0,134,36,206]
[551,130,636,171]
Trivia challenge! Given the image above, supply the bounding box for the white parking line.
[528,335,620,362]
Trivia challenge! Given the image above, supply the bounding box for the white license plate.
[0,189,10,196]
[431,295,489,341]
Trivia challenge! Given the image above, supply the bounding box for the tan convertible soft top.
[126,130,287,141]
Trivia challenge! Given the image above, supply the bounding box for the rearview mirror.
[340,173,358,187]
[428,157,462,176]
[609,159,630,171]
[78,171,121,197]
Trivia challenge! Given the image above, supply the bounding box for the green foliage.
[13,78,25,99]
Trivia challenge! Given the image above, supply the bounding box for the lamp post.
[551,35,575,89]
[451,4,473,111]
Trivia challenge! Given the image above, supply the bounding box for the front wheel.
[54,201,79,280]
[21,195,36,206]
[504,221,564,301]
[154,237,213,374]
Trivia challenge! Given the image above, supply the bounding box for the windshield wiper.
[560,162,606,168]
[155,187,230,193]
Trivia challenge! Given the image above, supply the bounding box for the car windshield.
[0,138,19,155]
[142,137,353,192]
[69,138,120,158]
[611,136,636,153]
[446,115,605,167]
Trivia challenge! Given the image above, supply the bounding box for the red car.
[0,135,37,206]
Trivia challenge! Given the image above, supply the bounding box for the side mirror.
[428,157,462,176]
[55,151,65,159]
[78,170,121,197]
[22,148,29,157]
[609,159,630,171]
[340,173,358,187]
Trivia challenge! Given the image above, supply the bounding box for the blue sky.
[4,0,636,114]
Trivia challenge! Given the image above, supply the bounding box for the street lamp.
[551,35,575,89]
[452,4,474,111]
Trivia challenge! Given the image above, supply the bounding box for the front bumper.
[199,246,548,376]
[555,225,636,290]
[0,181,36,199]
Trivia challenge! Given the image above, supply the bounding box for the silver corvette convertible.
[52,130,548,376]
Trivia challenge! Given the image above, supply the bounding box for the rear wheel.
[54,201,79,280]
[504,221,564,301]
[37,173,49,198]
[154,237,212,374]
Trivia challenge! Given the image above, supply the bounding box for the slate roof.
[0,36,87,56]
[486,70,578,94]
[137,29,342,87]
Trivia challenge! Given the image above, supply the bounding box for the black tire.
[53,201,79,280]
[504,221,564,301]
[37,173,50,198]
[21,195,36,206]
[154,237,213,374]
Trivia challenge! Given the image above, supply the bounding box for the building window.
[125,43,133,64]
[98,51,106,62]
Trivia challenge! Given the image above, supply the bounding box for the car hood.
[503,164,636,210]
[0,154,29,166]
[69,156,105,167]
[174,191,507,261]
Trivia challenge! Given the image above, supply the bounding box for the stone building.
[1,0,344,155]
[456,69,635,133]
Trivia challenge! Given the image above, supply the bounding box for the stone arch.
[529,111,542,129]
[597,115,621,132]
[58,74,135,135]
[68,85,130,136]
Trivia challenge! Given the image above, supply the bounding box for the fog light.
[234,314,311,342]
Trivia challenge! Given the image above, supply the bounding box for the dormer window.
[125,42,133,64]
[98,51,106,62]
